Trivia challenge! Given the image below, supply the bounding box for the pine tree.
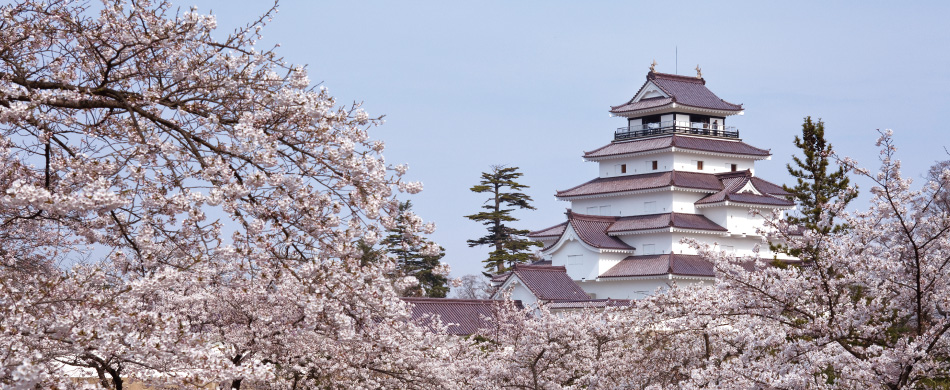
[778,116,856,258]
[380,201,449,297]
[465,165,542,275]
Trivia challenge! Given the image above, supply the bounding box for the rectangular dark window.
[652,161,658,170]
[697,161,704,170]
[620,164,627,173]
[731,164,738,172]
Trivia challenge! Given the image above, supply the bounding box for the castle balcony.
[615,121,739,141]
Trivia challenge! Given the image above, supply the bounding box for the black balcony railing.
[615,121,739,141]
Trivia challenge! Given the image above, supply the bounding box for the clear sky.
[189,0,950,280]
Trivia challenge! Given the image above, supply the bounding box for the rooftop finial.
[695,65,702,79]
[650,59,657,73]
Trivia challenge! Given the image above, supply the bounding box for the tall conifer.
[779,116,856,258]
[465,165,542,275]
[381,201,449,297]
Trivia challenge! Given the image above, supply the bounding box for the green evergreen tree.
[380,201,449,297]
[777,116,856,258]
[465,165,542,275]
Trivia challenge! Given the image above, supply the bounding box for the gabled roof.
[528,222,568,239]
[610,72,743,115]
[600,254,715,278]
[566,211,635,251]
[696,170,794,207]
[502,264,590,301]
[556,171,723,199]
[607,213,727,234]
[403,298,519,335]
[584,134,770,160]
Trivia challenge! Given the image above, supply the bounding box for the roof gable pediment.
[633,80,669,101]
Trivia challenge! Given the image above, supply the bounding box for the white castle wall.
[577,278,712,300]
[571,192,674,217]
[597,150,759,178]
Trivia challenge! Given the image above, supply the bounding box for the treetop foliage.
[465,165,542,275]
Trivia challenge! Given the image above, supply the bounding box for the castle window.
[652,160,658,170]
[644,201,656,213]
[568,254,584,266]
[643,244,656,255]
[731,163,738,172]
[697,161,704,170]
[621,164,627,173]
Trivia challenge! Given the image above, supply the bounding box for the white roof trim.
[695,200,795,210]
[557,185,716,201]
[608,227,726,236]
[585,143,770,162]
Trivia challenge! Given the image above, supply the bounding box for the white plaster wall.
[701,207,729,230]
[672,154,755,174]
[508,283,538,308]
[672,191,706,213]
[599,153,674,177]
[571,192,674,217]
[548,240,601,280]
[617,232,673,255]
[666,232,797,260]
[575,278,710,300]
[674,113,690,128]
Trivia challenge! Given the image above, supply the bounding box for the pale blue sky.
[192,1,950,278]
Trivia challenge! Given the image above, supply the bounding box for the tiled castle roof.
[610,72,743,114]
[567,212,635,251]
[600,254,715,278]
[556,171,722,199]
[403,298,518,335]
[607,213,727,234]
[529,211,726,251]
[696,170,794,207]
[504,264,591,301]
[584,134,771,160]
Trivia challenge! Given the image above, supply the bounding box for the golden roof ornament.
[695,65,702,78]
[649,59,657,73]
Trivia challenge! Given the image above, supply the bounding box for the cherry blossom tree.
[0,0,451,388]
[644,130,950,389]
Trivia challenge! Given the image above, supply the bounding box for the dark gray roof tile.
[556,171,722,198]
[610,72,742,114]
[584,135,770,159]
[600,254,715,278]
[510,264,590,301]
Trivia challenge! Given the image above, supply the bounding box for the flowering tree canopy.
[3,1,950,389]
[0,0,447,388]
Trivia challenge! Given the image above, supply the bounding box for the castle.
[491,68,795,307]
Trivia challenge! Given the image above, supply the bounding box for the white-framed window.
[644,201,656,213]
[599,205,611,215]
[567,254,584,266]
[586,206,598,215]
[643,244,656,255]
[615,164,627,174]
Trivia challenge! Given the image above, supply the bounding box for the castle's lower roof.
[584,134,771,160]
[556,171,722,199]
[607,212,727,234]
[495,264,591,301]
[696,171,794,207]
[600,254,715,278]
[403,298,519,335]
